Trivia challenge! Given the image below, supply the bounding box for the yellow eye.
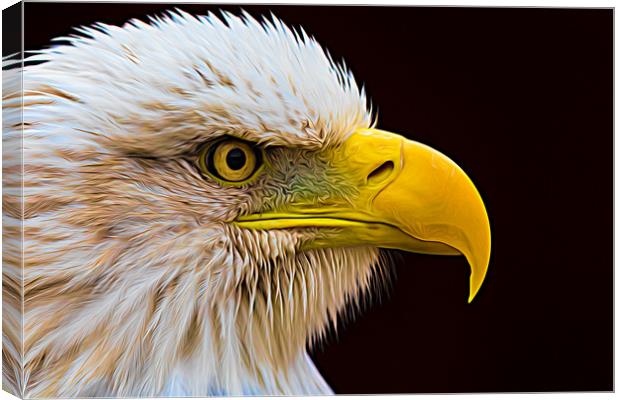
[199,138,261,183]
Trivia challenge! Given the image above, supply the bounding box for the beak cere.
[236,128,491,302]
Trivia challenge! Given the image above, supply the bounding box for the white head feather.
[3,10,386,397]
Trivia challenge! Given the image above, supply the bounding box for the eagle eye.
[199,138,262,184]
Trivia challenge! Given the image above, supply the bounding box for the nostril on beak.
[367,160,395,185]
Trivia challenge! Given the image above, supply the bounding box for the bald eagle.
[2,10,491,398]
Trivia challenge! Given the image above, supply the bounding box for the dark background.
[19,3,613,393]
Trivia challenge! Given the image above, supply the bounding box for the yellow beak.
[236,128,491,302]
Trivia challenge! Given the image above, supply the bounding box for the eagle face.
[2,10,490,398]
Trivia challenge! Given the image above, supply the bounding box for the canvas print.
[2,2,613,398]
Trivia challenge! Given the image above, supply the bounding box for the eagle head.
[3,10,491,398]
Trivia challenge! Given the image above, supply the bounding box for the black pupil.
[226,148,246,170]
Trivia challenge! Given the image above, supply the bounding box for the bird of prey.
[2,10,491,398]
